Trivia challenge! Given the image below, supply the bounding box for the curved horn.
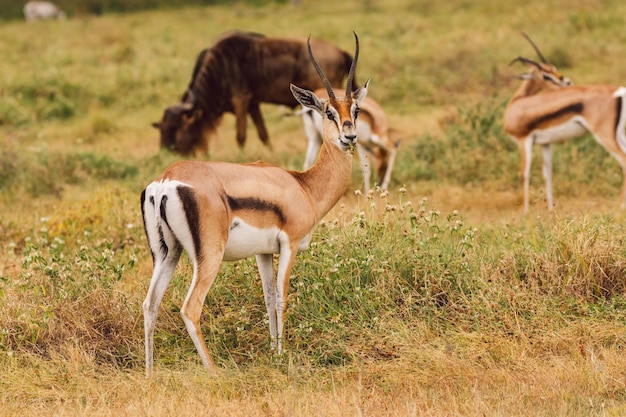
[181,89,195,110]
[307,35,335,100]
[521,32,548,64]
[345,31,359,96]
[509,56,542,69]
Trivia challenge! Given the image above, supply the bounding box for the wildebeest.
[23,1,66,21]
[152,31,358,155]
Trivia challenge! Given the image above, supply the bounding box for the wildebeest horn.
[345,31,359,96]
[181,89,195,110]
[307,35,335,101]
[521,32,548,64]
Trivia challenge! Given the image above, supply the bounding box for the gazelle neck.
[297,140,354,220]
[511,79,542,102]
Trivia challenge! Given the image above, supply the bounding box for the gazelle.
[504,33,626,213]
[140,33,369,377]
[300,90,398,191]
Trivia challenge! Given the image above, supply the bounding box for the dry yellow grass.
[2,1,626,416]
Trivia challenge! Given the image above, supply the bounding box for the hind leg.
[143,243,182,378]
[180,252,224,374]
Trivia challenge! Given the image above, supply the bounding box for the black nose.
[344,134,356,141]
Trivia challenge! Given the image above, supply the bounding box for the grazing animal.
[505,33,626,213]
[23,1,66,21]
[152,31,357,156]
[141,33,368,376]
[300,89,397,191]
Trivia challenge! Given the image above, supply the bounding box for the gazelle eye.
[325,110,335,121]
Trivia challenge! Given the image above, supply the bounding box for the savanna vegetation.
[1,0,626,415]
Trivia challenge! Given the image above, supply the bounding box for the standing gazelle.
[140,33,369,377]
[504,33,626,213]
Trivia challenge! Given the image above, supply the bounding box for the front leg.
[249,102,271,148]
[520,136,534,214]
[379,146,397,190]
[274,241,299,355]
[232,95,251,148]
[256,253,278,351]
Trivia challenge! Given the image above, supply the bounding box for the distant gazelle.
[504,33,626,213]
[141,33,369,377]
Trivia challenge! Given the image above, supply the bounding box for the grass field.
[1,0,626,415]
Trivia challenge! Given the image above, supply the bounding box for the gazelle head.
[510,32,572,95]
[290,32,369,152]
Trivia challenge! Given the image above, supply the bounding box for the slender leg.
[143,244,182,378]
[232,95,251,148]
[249,102,271,148]
[274,242,298,354]
[541,144,554,210]
[380,147,396,190]
[521,136,534,214]
[179,248,226,374]
[256,254,278,350]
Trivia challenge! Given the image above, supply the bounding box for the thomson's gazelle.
[505,34,626,213]
[140,33,368,377]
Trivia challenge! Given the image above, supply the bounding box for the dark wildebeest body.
[153,31,356,155]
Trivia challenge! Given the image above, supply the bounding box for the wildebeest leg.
[249,102,271,148]
[232,95,251,148]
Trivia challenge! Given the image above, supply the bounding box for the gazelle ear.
[290,84,324,113]
[352,79,370,106]
[516,73,536,81]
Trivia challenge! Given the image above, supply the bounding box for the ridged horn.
[181,89,195,110]
[509,56,542,69]
[345,31,359,96]
[307,36,335,100]
[521,32,548,64]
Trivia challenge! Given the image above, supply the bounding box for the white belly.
[533,116,589,145]
[223,218,282,261]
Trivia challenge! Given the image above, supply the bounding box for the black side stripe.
[226,195,286,225]
[528,102,584,131]
[177,186,203,262]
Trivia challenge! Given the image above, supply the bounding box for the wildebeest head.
[152,90,206,155]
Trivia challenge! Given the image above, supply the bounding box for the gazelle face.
[292,81,370,153]
[323,97,359,151]
[538,64,572,88]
